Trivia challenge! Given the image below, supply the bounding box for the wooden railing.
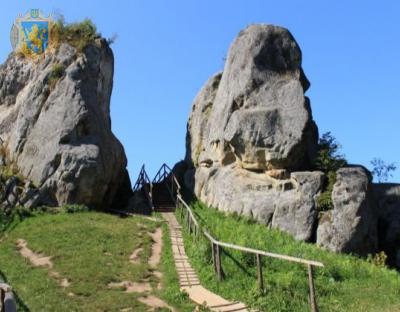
[175,194,324,312]
[132,165,153,209]
[0,283,16,312]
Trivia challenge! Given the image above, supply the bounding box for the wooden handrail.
[177,195,323,267]
[177,195,199,227]
[176,194,323,312]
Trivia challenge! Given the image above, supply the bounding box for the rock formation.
[317,166,377,256]
[372,183,400,267]
[0,40,131,210]
[186,25,318,172]
[184,24,321,241]
[182,23,400,265]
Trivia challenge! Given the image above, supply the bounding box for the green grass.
[178,201,400,312]
[0,210,193,311]
[49,18,99,52]
[47,63,65,90]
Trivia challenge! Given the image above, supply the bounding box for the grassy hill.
[0,209,194,311]
[180,201,400,312]
[2,204,400,312]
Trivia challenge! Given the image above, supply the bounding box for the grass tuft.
[49,18,99,52]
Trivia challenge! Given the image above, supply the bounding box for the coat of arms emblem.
[10,9,52,54]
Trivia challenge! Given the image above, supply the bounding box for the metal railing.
[132,165,153,210]
[0,283,16,312]
[152,163,181,204]
[175,194,324,312]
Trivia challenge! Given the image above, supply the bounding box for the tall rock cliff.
[0,39,131,209]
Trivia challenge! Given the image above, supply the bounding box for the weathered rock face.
[186,24,318,172]
[372,183,400,266]
[184,24,320,241]
[0,40,131,209]
[185,167,323,241]
[316,167,377,256]
[0,175,40,210]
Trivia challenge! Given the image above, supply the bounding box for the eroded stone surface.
[183,24,320,241]
[186,24,318,172]
[0,40,131,209]
[316,167,377,256]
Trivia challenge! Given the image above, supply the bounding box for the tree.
[315,132,347,172]
[370,158,396,183]
[315,132,347,211]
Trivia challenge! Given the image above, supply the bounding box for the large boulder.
[183,24,320,241]
[317,166,377,256]
[186,24,318,172]
[0,40,131,209]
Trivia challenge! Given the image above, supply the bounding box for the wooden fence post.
[195,225,199,241]
[216,244,223,281]
[211,242,216,273]
[192,224,197,242]
[308,264,318,312]
[256,254,264,291]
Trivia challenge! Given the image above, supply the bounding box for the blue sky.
[1,1,399,183]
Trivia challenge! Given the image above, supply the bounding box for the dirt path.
[110,226,171,310]
[138,295,176,312]
[17,239,53,268]
[148,228,162,267]
[162,213,250,312]
[108,281,152,293]
[16,239,71,289]
[129,246,143,264]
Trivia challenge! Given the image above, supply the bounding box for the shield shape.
[11,10,52,54]
[20,21,49,54]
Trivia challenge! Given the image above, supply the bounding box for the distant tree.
[370,158,396,183]
[315,132,347,172]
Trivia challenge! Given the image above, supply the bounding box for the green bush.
[316,171,337,211]
[50,18,99,52]
[314,132,347,211]
[61,204,89,213]
[367,251,388,267]
[314,132,347,173]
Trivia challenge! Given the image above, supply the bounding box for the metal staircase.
[132,163,180,213]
